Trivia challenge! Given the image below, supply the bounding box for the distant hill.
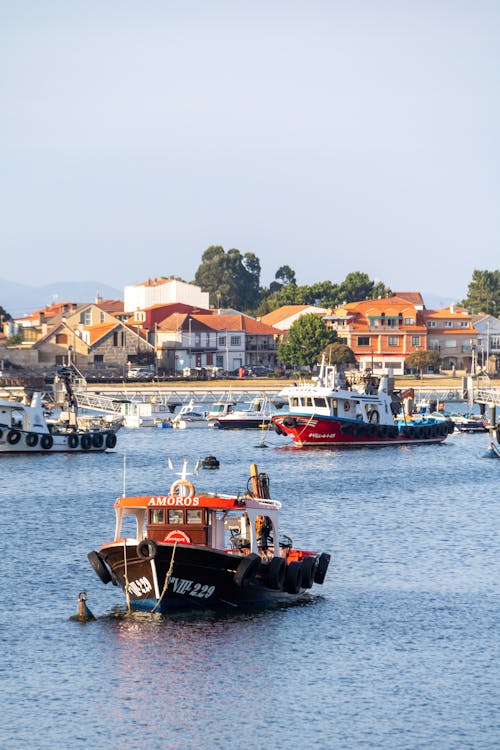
[0,279,122,318]
[422,292,461,309]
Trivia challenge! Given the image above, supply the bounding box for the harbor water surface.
[1,426,498,749]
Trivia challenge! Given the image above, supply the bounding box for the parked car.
[127,368,154,380]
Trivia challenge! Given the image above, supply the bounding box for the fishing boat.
[87,461,330,611]
[0,391,118,453]
[171,399,208,429]
[207,397,273,429]
[272,357,454,447]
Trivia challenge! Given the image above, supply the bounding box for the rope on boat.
[123,541,131,614]
[297,413,316,441]
[151,542,178,614]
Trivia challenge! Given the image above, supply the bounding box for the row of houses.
[1,278,499,375]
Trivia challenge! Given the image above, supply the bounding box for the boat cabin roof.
[114,493,281,512]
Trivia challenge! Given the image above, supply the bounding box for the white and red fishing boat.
[272,357,454,447]
[88,461,330,611]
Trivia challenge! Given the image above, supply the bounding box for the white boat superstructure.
[171,399,208,429]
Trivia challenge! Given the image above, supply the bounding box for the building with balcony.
[325,294,428,375]
[422,306,477,371]
[155,312,280,373]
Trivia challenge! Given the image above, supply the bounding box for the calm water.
[1,424,498,749]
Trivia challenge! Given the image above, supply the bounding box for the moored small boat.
[88,462,331,611]
[207,397,273,429]
[171,399,208,429]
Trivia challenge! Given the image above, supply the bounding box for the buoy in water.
[70,591,96,622]
[201,455,220,469]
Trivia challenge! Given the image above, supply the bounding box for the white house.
[124,278,209,313]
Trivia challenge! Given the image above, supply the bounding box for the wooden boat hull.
[272,414,453,447]
[93,541,329,612]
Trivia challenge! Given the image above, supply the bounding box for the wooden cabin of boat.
[111,490,285,559]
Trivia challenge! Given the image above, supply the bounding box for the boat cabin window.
[290,397,300,407]
[150,508,165,524]
[314,397,327,408]
[329,399,338,415]
[168,509,184,524]
[303,397,313,407]
[186,508,203,524]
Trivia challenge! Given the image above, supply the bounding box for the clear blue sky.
[2,0,499,302]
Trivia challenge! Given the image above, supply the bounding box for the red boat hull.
[272,414,452,447]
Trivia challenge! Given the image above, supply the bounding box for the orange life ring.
[169,479,195,497]
[163,529,191,544]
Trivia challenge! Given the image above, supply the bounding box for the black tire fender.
[137,539,158,562]
[105,431,117,449]
[80,434,92,450]
[26,433,39,447]
[300,556,317,589]
[233,553,261,587]
[68,433,79,449]
[92,432,104,449]
[41,434,53,450]
[285,561,303,594]
[7,430,22,445]
[266,556,286,589]
[314,552,331,585]
[87,550,112,584]
[283,417,297,429]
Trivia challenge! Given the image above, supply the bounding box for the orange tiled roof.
[192,314,280,335]
[260,305,322,326]
[83,323,119,345]
[132,278,173,288]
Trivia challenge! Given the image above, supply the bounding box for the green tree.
[0,305,12,322]
[278,314,336,368]
[336,272,392,304]
[194,246,261,310]
[405,350,441,378]
[323,341,357,367]
[462,269,500,314]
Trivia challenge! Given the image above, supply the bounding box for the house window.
[388,336,399,346]
[216,355,224,367]
[80,310,92,325]
[230,336,241,346]
[444,321,453,328]
[113,332,118,346]
[94,355,104,363]
[411,336,421,347]
[404,317,415,325]
[427,321,437,327]
[357,336,370,346]
[459,321,469,328]
[218,336,226,346]
[99,312,105,323]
